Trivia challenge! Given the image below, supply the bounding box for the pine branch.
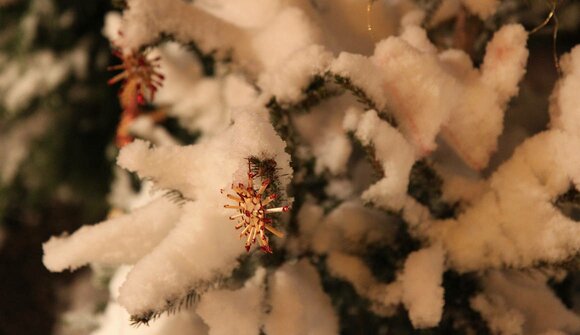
[184,41,218,77]
[414,0,443,27]
[554,185,580,222]
[130,254,256,326]
[266,79,333,236]
[266,98,300,156]
[266,75,344,157]
[160,116,201,145]
[137,32,233,69]
[347,132,457,219]
[535,256,580,274]
[407,160,458,219]
[141,176,195,205]
[266,76,343,115]
[437,271,489,334]
[162,189,191,206]
[267,100,328,236]
[247,156,287,209]
[282,76,344,114]
[331,74,397,127]
[130,287,203,326]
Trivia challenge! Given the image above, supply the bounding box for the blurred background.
[0,2,118,334]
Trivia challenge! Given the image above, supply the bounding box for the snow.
[324,178,355,200]
[471,293,525,335]
[550,45,580,135]
[92,267,209,335]
[169,78,230,134]
[117,106,292,201]
[399,12,437,54]
[251,7,320,72]
[439,53,503,169]
[400,196,432,237]
[120,0,324,76]
[326,251,376,296]
[400,245,445,329]
[197,268,266,335]
[304,201,397,254]
[337,22,529,171]
[292,97,354,176]
[480,24,529,107]
[326,251,402,315]
[120,0,255,69]
[116,201,244,315]
[38,1,580,333]
[429,0,461,26]
[372,36,461,154]
[258,44,332,104]
[151,42,258,136]
[430,130,580,271]
[129,116,179,146]
[295,201,325,251]
[351,110,416,211]
[460,0,500,19]
[477,270,580,334]
[194,0,281,29]
[43,198,182,271]
[102,12,122,45]
[439,24,528,170]
[329,52,388,111]
[313,132,352,175]
[44,106,292,316]
[264,260,339,335]
[342,106,363,133]
[435,163,487,204]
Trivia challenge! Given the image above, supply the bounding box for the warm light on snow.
[32,0,580,334]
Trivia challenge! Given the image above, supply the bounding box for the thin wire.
[552,9,561,74]
[529,0,561,74]
[529,0,557,34]
[366,0,377,41]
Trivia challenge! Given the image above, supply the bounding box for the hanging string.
[366,0,377,41]
[530,0,561,75]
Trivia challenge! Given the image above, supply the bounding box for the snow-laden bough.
[429,130,580,271]
[43,106,292,320]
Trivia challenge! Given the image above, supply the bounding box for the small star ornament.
[222,166,289,253]
[108,49,164,147]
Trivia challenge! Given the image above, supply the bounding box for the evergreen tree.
[2,1,580,334]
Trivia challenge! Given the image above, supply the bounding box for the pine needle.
[129,277,225,326]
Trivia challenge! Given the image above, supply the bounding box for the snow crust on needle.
[348,109,416,211]
[120,0,254,67]
[258,45,332,104]
[473,270,580,334]
[550,45,580,135]
[43,198,181,271]
[400,245,445,329]
[431,130,580,271]
[197,268,266,335]
[326,251,402,316]
[372,36,461,154]
[45,107,291,316]
[460,0,500,19]
[264,260,339,335]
